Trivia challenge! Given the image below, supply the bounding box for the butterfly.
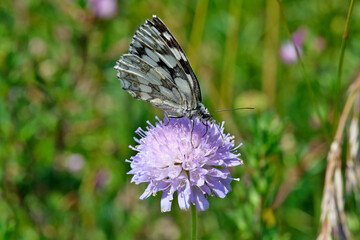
[114,15,212,122]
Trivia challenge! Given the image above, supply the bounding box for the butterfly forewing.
[149,17,202,102]
[115,15,210,120]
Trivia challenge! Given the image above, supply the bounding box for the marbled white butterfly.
[114,15,212,122]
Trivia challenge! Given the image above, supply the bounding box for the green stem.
[191,204,197,240]
[334,0,355,132]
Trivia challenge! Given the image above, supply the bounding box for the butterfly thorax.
[185,102,212,121]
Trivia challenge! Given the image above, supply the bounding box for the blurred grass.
[1,0,360,239]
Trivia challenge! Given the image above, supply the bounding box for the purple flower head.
[127,115,243,212]
[280,27,307,64]
[87,0,118,19]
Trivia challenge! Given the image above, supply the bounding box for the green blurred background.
[1,0,360,239]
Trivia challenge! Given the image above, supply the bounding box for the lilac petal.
[190,168,207,186]
[207,178,231,198]
[207,168,230,179]
[167,164,182,179]
[223,158,243,167]
[131,173,151,184]
[200,184,211,195]
[176,178,191,210]
[161,190,174,212]
[157,181,172,192]
[192,186,209,211]
[177,187,191,211]
[140,183,155,200]
[219,178,232,195]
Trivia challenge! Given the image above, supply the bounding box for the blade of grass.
[261,0,279,106]
[187,0,209,72]
[334,0,355,133]
[220,0,242,106]
[276,0,329,136]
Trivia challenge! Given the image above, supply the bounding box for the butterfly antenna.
[212,107,254,113]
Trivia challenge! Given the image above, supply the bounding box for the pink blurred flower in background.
[312,36,327,53]
[280,27,307,64]
[95,169,111,191]
[88,0,118,19]
[66,154,85,173]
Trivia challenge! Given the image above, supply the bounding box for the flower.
[87,0,118,19]
[95,169,110,190]
[280,27,307,64]
[127,115,243,212]
[312,36,327,53]
[66,154,85,173]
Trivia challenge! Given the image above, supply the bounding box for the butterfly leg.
[165,115,184,126]
[201,121,209,137]
[190,119,195,148]
[164,114,171,126]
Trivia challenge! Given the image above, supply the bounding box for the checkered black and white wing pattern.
[115,15,202,115]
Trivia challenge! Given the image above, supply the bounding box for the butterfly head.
[196,102,212,121]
